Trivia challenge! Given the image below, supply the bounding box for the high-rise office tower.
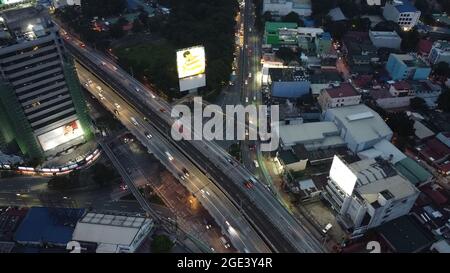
[0,6,92,161]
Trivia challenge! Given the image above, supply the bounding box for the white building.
[52,0,81,8]
[369,30,402,49]
[72,212,154,253]
[318,83,361,112]
[263,0,312,17]
[428,40,450,65]
[325,156,420,237]
[382,0,421,31]
[279,121,345,149]
[323,104,393,153]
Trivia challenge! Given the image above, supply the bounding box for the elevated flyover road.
[62,26,323,252]
[77,65,269,253]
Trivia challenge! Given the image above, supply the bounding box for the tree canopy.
[437,88,450,113]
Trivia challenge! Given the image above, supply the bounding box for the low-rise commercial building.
[279,121,345,149]
[268,67,310,98]
[324,104,393,153]
[72,211,154,253]
[386,54,431,81]
[263,0,312,17]
[325,156,420,237]
[369,30,402,49]
[428,40,450,65]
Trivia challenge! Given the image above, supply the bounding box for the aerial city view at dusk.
[0,0,449,262]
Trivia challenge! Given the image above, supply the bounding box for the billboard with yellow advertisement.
[176,46,205,79]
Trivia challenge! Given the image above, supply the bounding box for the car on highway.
[131,117,139,126]
[248,72,252,78]
[135,87,140,92]
[113,109,119,116]
[80,43,86,48]
[126,168,132,174]
[182,168,190,177]
[254,160,259,168]
[245,80,248,85]
[219,236,231,248]
[150,93,156,99]
[144,132,152,139]
[165,151,174,161]
[245,97,248,103]
[160,108,166,112]
[96,86,102,92]
[112,66,117,71]
[120,184,128,191]
[98,93,105,100]
[244,180,253,189]
[179,173,186,181]
[253,95,256,101]
[101,61,106,66]
[322,223,333,234]
[114,103,121,109]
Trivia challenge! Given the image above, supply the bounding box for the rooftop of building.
[377,215,434,253]
[269,67,309,82]
[72,211,153,247]
[324,104,393,144]
[279,121,343,147]
[394,157,432,186]
[265,21,298,33]
[324,82,359,98]
[369,30,401,38]
[418,39,433,54]
[414,120,435,140]
[309,70,342,84]
[0,6,54,48]
[14,207,85,246]
[349,158,418,202]
[392,81,412,90]
[431,40,450,51]
[370,88,393,99]
[417,137,450,162]
[391,0,418,13]
[391,53,429,68]
[327,7,347,21]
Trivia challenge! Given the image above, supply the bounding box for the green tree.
[151,235,174,253]
[275,47,298,64]
[437,88,450,112]
[414,0,429,13]
[410,97,428,111]
[132,18,145,33]
[110,22,125,39]
[400,28,419,51]
[91,163,116,186]
[433,62,450,78]
[282,12,304,26]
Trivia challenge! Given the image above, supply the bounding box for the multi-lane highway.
[56,1,324,252]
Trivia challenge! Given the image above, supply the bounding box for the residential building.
[370,88,411,109]
[428,40,450,65]
[385,54,431,81]
[416,133,450,175]
[394,157,433,186]
[264,22,298,47]
[268,67,310,98]
[327,7,347,22]
[410,80,442,109]
[72,211,154,253]
[0,7,93,160]
[318,83,361,112]
[382,0,421,31]
[369,30,402,49]
[263,0,312,17]
[325,156,420,237]
[388,81,415,96]
[315,32,333,57]
[342,32,378,76]
[324,104,393,153]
